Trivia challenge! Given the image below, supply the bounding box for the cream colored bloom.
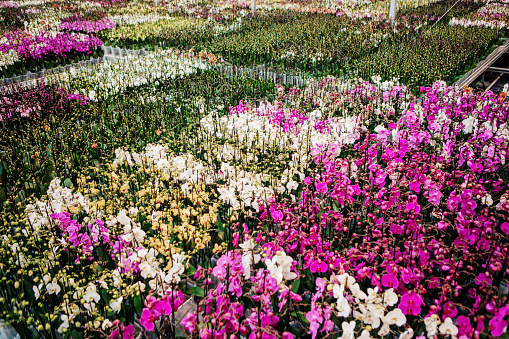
[336,296,351,318]
[340,321,356,339]
[357,330,371,339]
[482,194,493,206]
[333,283,344,299]
[384,308,406,327]
[424,316,438,337]
[239,238,261,279]
[116,209,131,226]
[110,296,123,314]
[33,283,43,299]
[382,288,398,306]
[365,286,380,303]
[46,282,61,295]
[462,116,478,134]
[378,323,390,336]
[57,315,69,333]
[102,319,113,331]
[337,273,356,288]
[349,283,367,300]
[265,251,297,284]
[439,318,458,336]
[400,328,414,339]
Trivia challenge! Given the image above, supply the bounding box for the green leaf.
[134,294,143,315]
[216,217,225,239]
[46,144,53,157]
[42,174,53,185]
[101,289,113,304]
[186,286,204,297]
[297,311,309,324]
[63,178,73,188]
[215,218,224,231]
[291,279,300,293]
[46,161,55,177]
[91,263,104,274]
[187,265,197,277]
[71,330,83,339]
[96,247,106,261]
[0,187,6,204]
[23,280,34,300]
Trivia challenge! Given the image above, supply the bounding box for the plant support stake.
[389,0,396,23]
[251,0,256,16]
[430,0,462,29]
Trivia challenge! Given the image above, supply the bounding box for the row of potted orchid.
[100,10,391,73]
[0,29,104,77]
[2,2,509,339]
[1,67,509,339]
[0,2,114,77]
[474,1,509,23]
[0,0,247,78]
[449,17,507,29]
[162,0,442,20]
[99,16,210,50]
[46,48,217,102]
[0,0,503,89]
[353,24,502,93]
[91,0,505,92]
[0,62,278,197]
[59,12,117,34]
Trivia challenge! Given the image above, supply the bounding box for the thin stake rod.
[430,0,462,29]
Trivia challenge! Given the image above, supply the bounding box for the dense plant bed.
[0,49,105,79]
[0,29,105,78]
[353,25,503,93]
[2,2,509,339]
[0,68,277,206]
[100,6,506,90]
[0,2,114,78]
[60,12,116,34]
[99,16,211,50]
[1,70,509,338]
[100,11,391,72]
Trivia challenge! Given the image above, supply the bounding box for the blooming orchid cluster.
[50,49,209,101]
[449,17,507,29]
[306,274,404,339]
[0,1,17,7]
[0,49,20,70]
[60,12,116,34]
[0,29,102,60]
[8,156,219,335]
[0,84,88,122]
[109,13,176,26]
[112,143,274,212]
[2,2,509,333]
[171,79,509,338]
